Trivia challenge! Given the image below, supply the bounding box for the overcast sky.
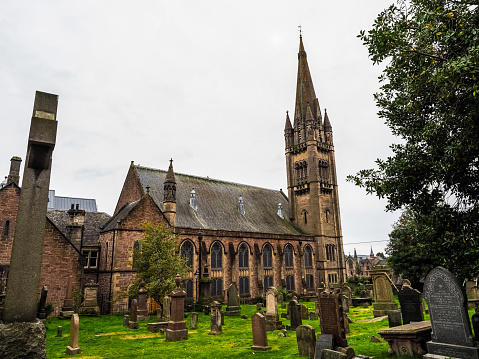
[0,1,399,256]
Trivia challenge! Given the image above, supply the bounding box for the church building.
[98,36,347,310]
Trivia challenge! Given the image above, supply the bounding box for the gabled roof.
[47,209,111,246]
[134,165,303,236]
[102,200,140,232]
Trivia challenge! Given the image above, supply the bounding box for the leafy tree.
[348,0,479,281]
[128,222,188,303]
[375,252,385,259]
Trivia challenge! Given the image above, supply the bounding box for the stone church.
[97,36,347,310]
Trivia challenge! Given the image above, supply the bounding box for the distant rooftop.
[48,190,97,212]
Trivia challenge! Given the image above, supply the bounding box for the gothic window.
[304,245,313,268]
[326,244,336,262]
[3,220,9,237]
[295,161,308,182]
[262,244,273,269]
[239,276,250,295]
[82,250,98,269]
[305,274,314,289]
[183,279,193,298]
[328,273,338,283]
[190,188,197,210]
[181,240,193,267]
[286,275,295,291]
[211,242,223,270]
[325,209,330,223]
[264,275,273,291]
[284,244,294,268]
[211,278,223,297]
[302,209,308,225]
[238,243,249,269]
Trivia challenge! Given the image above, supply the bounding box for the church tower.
[284,36,346,285]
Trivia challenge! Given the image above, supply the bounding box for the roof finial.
[298,24,302,37]
[169,158,173,166]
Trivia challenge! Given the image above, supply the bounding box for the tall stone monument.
[370,266,398,317]
[136,280,149,321]
[165,274,188,342]
[66,314,81,355]
[423,266,479,358]
[0,91,58,359]
[60,276,74,317]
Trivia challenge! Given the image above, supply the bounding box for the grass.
[45,300,438,359]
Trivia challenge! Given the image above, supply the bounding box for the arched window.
[211,242,222,270]
[304,245,313,268]
[239,243,249,269]
[181,240,193,267]
[284,245,294,268]
[262,244,272,269]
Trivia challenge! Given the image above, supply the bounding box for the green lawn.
[45,301,427,359]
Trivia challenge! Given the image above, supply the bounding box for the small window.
[286,274,295,291]
[304,245,313,268]
[211,242,223,270]
[238,195,245,216]
[284,245,294,268]
[3,220,10,237]
[211,277,223,297]
[238,243,249,269]
[190,188,197,210]
[239,276,250,295]
[83,250,99,269]
[262,244,272,269]
[181,241,193,267]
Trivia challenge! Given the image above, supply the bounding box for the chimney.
[67,203,85,249]
[7,156,22,186]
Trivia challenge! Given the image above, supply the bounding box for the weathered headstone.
[220,310,224,325]
[165,274,188,342]
[203,305,210,315]
[264,287,284,331]
[225,283,241,316]
[310,313,319,320]
[398,285,424,325]
[296,325,316,358]
[423,266,479,358]
[343,313,350,334]
[66,314,81,355]
[315,334,334,359]
[156,307,162,321]
[60,276,74,317]
[256,303,262,311]
[340,284,353,308]
[128,299,139,329]
[251,313,271,351]
[137,280,149,321]
[209,301,222,334]
[162,296,171,321]
[57,326,62,337]
[320,349,347,359]
[370,266,398,317]
[37,286,48,320]
[147,322,168,333]
[318,289,347,348]
[315,300,321,315]
[387,310,402,328]
[471,286,479,300]
[287,299,302,331]
[341,295,349,314]
[190,312,198,329]
[78,282,100,316]
[123,314,129,327]
[301,304,309,320]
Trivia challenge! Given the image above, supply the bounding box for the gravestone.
[398,285,424,324]
[315,334,334,359]
[156,307,162,321]
[301,304,309,320]
[472,313,479,342]
[57,326,62,337]
[315,300,321,315]
[137,280,149,321]
[423,266,479,358]
[341,284,353,307]
[387,310,402,327]
[318,289,348,348]
[251,313,271,351]
[320,349,347,359]
[220,310,224,325]
[123,314,129,327]
[256,303,262,311]
[370,266,398,317]
[128,300,139,329]
[162,296,171,321]
[190,312,198,329]
[209,301,222,334]
[310,313,319,320]
[147,322,168,333]
[287,299,302,331]
[78,282,100,316]
[165,274,188,342]
[37,286,48,320]
[471,286,479,300]
[66,314,81,355]
[296,325,316,358]
[225,283,241,316]
[203,305,210,315]
[60,276,74,317]
[264,287,284,331]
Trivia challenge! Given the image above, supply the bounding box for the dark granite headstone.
[398,285,424,324]
[296,325,316,358]
[423,266,479,359]
[251,313,271,351]
[37,286,48,319]
[287,299,302,331]
[314,333,334,359]
[318,289,347,347]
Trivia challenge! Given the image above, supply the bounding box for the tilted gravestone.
[296,325,316,358]
[318,289,348,348]
[315,334,334,359]
[251,313,271,351]
[423,266,479,359]
[264,287,284,331]
[398,285,424,325]
[66,314,81,355]
[286,299,302,331]
[370,266,398,317]
[225,283,241,316]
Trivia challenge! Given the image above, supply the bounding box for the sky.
[0,0,399,257]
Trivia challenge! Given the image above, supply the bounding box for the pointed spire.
[284,111,292,130]
[305,103,314,123]
[370,246,374,258]
[313,98,322,122]
[294,36,318,124]
[323,109,332,130]
[165,158,176,184]
[164,158,176,203]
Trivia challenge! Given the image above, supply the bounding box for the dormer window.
[238,195,245,216]
[190,188,197,210]
[277,202,284,219]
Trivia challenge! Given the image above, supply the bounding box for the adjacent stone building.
[98,36,347,311]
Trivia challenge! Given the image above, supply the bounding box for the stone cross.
[296,325,316,358]
[66,314,81,355]
[3,91,58,323]
[251,313,271,351]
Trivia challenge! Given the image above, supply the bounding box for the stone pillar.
[165,274,188,342]
[66,314,81,355]
[137,280,149,321]
[3,91,58,323]
[60,276,74,317]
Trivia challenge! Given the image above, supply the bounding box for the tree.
[128,222,188,303]
[375,252,385,259]
[348,0,479,281]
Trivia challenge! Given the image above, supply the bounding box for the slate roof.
[102,200,140,232]
[132,165,303,236]
[48,190,97,212]
[47,209,111,247]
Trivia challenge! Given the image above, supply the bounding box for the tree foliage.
[348,0,479,280]
[128,222,188,304]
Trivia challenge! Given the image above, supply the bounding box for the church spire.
[295,36,318,124]
[163,158,177,226]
